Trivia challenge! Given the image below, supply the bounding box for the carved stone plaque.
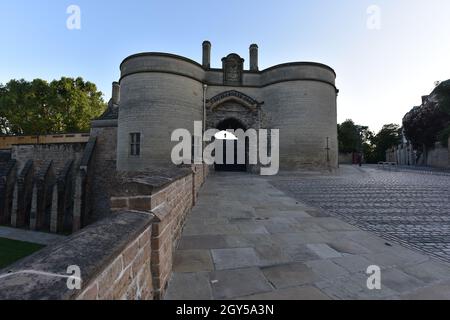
[222,54,244,85]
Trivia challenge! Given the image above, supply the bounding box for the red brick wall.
[77,226,153,300]
[109,164,208,299]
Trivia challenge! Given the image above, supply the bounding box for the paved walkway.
[271,165,450,262]
[165,171,450,300]
[0,226,66,245]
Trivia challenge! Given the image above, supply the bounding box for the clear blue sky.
[1,0,450,132]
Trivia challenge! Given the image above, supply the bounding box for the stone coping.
[110,166,193,197]
[0,211,154,300]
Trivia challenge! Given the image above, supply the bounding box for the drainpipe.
[203,84,208,135]
[202,84,208,176]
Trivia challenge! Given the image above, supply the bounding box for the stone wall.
[89,126,118,219]
[423,143,449,168]
[0,133,89,150]
[339,153,353,164]
[11,143,86,172]
[0,139,96,234]
[386,142,449,168]
[386,144,416,165]
[0,159,17,225]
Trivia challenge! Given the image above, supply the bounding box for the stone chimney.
[112,82,120,105]
[421,95,429,104]
[202,41,211,69]
[249,44,259,71]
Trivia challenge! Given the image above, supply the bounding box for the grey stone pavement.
[270,165,450,262]
[165,168,450,300]
[0,226,66,245]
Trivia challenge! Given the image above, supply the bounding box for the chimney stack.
[112,82,120,105]
[249,44,259,71]
[202,41,211,69]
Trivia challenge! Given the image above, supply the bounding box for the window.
[130,133,141,156]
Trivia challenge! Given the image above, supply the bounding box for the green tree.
[403,80,450,148]
[0,77,106,135]
[338,120,373,152]
[338,119,361,153]
[370,124,402,162]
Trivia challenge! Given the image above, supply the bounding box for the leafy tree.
[338,120,373,152]
[433,80,450,146]
[403,80,450,148]
[338,120,401,163]
[0,77,106,135]
[370,124,402,162]
[338,120,361,153]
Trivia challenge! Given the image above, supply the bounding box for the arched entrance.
[215,118,247,172]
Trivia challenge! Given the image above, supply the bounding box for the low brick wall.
[77,222,153,300]
[110,165,208,299]
[0,211,154,300]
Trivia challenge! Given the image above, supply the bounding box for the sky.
[1,0,450,133]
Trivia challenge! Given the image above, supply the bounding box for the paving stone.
[362,251,427,269]
[165,272,213,300]
[264,221,301,234]
[254,245,293,267]
[305,260,349,280]
[402,261,450,283]
[261,263,319,289]
[315,277,367,300]
[326,239,371,255]
[209,268,273,300]
[178,235,229,250]
[332,255,374,274]
[173,250,214,273]
[235,222,270,235]
[211,248,260,270]
[284,244,321,262]
[401,282,450,300]
[381,269,426,294]
[183,223,240,236]
[316,273,398,300]
[235,285,331,300]
[278,210,312,219]
[273,232,329,246]
[224,234,278,248]
[306,244,343,259]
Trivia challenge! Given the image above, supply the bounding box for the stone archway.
[215,118,248,172]
[206,90,264,173]
[206,90,263,132]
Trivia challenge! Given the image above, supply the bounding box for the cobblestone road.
[270,165,450,262]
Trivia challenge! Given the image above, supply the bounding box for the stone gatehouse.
[114,41,339,172]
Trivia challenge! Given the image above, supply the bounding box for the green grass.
[0,238,45,269]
